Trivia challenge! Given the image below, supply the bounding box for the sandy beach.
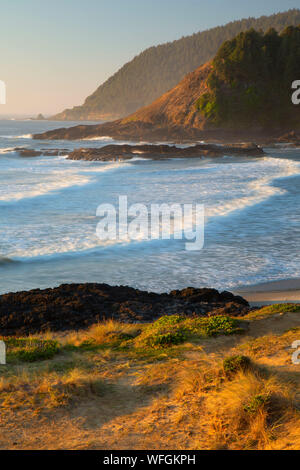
[235,278,300,305]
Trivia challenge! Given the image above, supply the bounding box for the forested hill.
[197,25,300,128]
[37,24,300,142]
[52,9,300,121]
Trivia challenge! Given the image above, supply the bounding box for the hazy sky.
[1,0,299,116]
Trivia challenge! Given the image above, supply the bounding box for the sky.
[1,0,299,116]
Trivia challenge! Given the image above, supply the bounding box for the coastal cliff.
[33,62,212,142]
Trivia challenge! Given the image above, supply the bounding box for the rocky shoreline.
[0,283,250,336]
[32,117,300,145]
[13,142,264,161]
[67,142,264,161]
[14,131,300,162]
[267,130,300,147]
[14,147,70,158]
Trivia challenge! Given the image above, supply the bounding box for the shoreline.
[32,118,300,145]
[235,278,300,305]
[12,142,265,161]
[66,142,264,161]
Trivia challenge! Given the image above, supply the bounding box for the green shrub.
[223,355,251,375]
[153,315,185,327]
[144,331,186,348]
[3,337,60,363]
[204,316,242,337]
[244,394,270,414]
[246,303,300,321]
[256,303,300,315]
[197,94,219,121]
[135,314,243,349]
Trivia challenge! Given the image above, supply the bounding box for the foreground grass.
[3,337,60,363]
[174,353,298,449]
[0,315,243,411]
[0,307,299,450]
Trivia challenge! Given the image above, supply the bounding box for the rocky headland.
[51,11,300,122]
[33,27,300,145]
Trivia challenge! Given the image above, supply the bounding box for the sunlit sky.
[1,0,299,116]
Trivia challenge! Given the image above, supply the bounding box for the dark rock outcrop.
[271,130,300,146]
[67,143,264,162]
[17,148,43,157]
[14,148,70,157]
[12,143,264,162]
[40,148,70,156]
[0,283,250,336]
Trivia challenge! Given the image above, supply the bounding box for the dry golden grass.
[0,366,108,412]
[59,319,141,349]
[201,370,295,449]
[239,335,297,360]
[134,358,182,388]
[163,348,298,450]
[175,353,223,398]
[242,303,300,321]
[0,309,299,450]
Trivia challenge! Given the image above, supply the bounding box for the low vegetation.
[0,305,299,449]
[223,355,251,375]
[135,314,243,348]
[3,337,60,363]
[244,303,300,320]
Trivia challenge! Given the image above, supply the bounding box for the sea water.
[0,120,300,294]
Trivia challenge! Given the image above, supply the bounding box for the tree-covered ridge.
[53,9,300,120]
[197,26,300,127]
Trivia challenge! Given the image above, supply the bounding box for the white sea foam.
[0,171,92,202]
[8,134,32,139]
[82,136,113,141]
[0,147,17,154]
[205,157,300,219]
[8,233,105,259]
[2,152,300,272]
[78,161,130,174]
[129,156,147,161]
[1,134,32,140]
[0,154,129,203]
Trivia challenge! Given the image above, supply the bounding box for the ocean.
[1,120,300,295]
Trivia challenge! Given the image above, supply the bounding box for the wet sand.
[235,278,300,305]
